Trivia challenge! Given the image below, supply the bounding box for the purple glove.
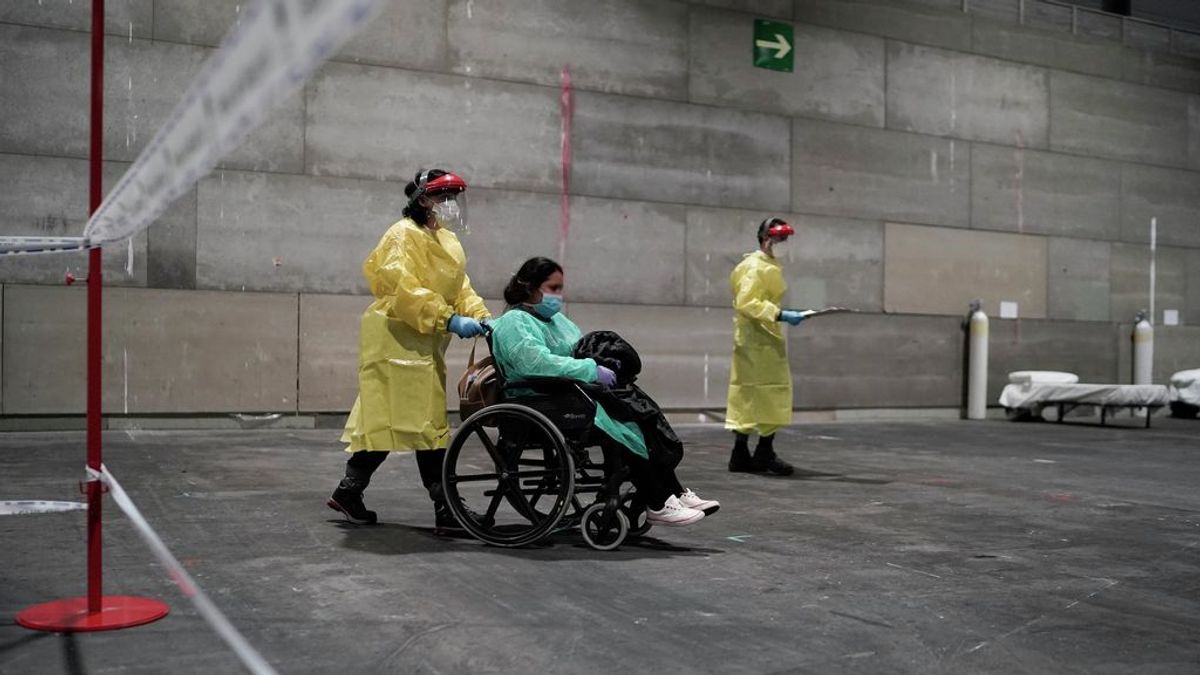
[595,365,617,388]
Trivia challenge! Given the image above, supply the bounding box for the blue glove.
[447,314,485,338]
[779,310,806,326]
[595,365,617,388]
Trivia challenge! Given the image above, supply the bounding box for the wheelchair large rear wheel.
[443,404,576,547]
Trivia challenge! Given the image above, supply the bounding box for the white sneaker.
[677,488,720,515]
[646,495,705,527]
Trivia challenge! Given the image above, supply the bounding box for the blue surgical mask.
[533,293,563,319]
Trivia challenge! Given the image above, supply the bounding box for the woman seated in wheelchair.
[488,257,719,527]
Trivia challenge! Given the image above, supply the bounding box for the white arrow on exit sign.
[755,33,791,59]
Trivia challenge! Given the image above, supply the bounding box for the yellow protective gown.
[341,218,490,453]
[725,250,792,436]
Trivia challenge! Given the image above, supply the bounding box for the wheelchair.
[441,344,651,550]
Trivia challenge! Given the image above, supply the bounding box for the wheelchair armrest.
[504,377,601,397]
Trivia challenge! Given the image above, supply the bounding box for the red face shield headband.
[766,222,794,239]
[422,173,466,196]
[412,171,467,201]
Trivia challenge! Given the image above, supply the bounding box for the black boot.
[728,433,760,473]
[327,450,388,524]
[433,499,465,532]
[752,435,794,476]
[327,477,378,525]
[416,451,462,532]
[427,481,486,534]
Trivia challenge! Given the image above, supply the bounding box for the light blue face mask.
[533,293,563,319]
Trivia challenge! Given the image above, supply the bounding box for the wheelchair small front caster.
[626,511,652,537]
[581,503,629,551]
[621,494,652,537]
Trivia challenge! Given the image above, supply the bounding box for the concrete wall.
[884,222,1049,318]
[1049,71,1191,167]
[2,0,1199,416]
[2,285,297,414]
[790,313,964,408]
[1117,325,1200,385]
[987,318,1119,402]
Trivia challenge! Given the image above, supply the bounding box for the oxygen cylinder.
[967,306,989,420]
[1133,314,1154,385]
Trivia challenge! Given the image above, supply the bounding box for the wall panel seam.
[6,10,1199,95]
[295,292,301,415]
[967,141,975,230]
[4,40,1194,171]
[783,12,1200,94]
[1,282,4,416]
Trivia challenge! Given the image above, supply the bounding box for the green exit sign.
[753,19,793,72]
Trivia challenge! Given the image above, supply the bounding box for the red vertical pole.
[87,0,105,615]
[558,66,572,267]
[19,0,166,632]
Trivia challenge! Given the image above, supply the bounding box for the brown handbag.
[457,338,501,421]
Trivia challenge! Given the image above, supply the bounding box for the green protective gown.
[488,309,649,459]
[341,218,490,453]
[725,250,792,436]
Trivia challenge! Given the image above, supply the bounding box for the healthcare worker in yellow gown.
[327,169,490,528]
[725,217,805,476]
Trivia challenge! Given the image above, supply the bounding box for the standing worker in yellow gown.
[725,217,805,476]
[327,169,491,528]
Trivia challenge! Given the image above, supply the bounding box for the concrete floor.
[1,417,1198,674]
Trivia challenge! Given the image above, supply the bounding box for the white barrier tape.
[99,464,279,675]
[84,0,384,245]
[0,500,88,516]
[0,236,90,255]
[85,465,104,483]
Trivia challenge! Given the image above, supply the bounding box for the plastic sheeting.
[999,383,1170,410]
[1169,369,1200,406]
[1007,370,1078,385]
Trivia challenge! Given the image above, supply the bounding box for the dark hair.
[757,217,786,245]
[401,168,449,226]
[504,257,563,306]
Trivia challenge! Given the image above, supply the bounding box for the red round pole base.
[17,596,169,633]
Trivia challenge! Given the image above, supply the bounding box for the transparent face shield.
[425,192,468,231]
